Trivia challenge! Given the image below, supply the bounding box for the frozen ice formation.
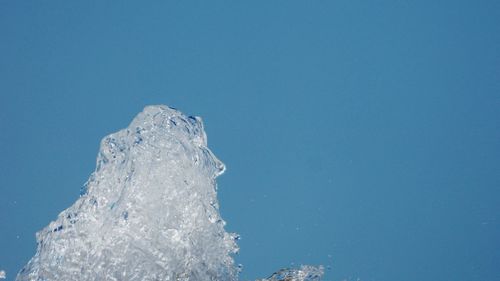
[17,105,323,281]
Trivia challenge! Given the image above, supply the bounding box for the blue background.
[1,1,499,280]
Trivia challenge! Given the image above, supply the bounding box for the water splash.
[258,266,324,281]
[17,105,322,281]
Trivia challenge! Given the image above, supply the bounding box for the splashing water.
[258,266,324,281]
[16,105,323,281]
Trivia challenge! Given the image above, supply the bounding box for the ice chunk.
[17,105,323,281]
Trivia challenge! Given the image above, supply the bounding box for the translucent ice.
[17,105,322,281]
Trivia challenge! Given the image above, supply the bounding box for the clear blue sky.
[0,1,499,281]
